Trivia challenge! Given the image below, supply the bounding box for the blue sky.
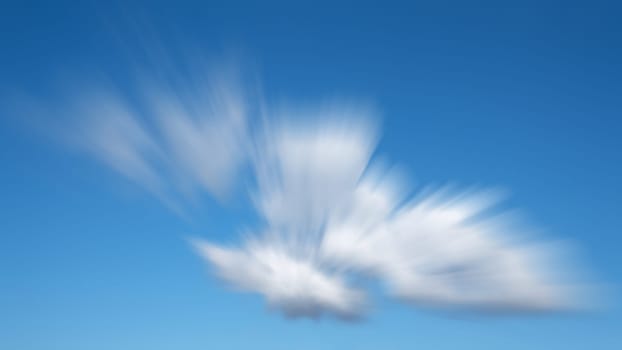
[1,1,621,349]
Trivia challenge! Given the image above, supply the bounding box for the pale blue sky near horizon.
[1,1,621,349]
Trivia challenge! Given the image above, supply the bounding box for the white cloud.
[54,71,250,210]
[32,69,596,320]
[193,239,366,319]
[195,110,594,318]
[324,186,581,312]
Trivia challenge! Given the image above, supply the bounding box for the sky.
[1,0,621,349]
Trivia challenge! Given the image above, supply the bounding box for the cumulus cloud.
[193,239,366,319]
[193,109,594,319]
[17,66,596,320]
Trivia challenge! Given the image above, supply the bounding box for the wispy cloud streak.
[23,70,251,211]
